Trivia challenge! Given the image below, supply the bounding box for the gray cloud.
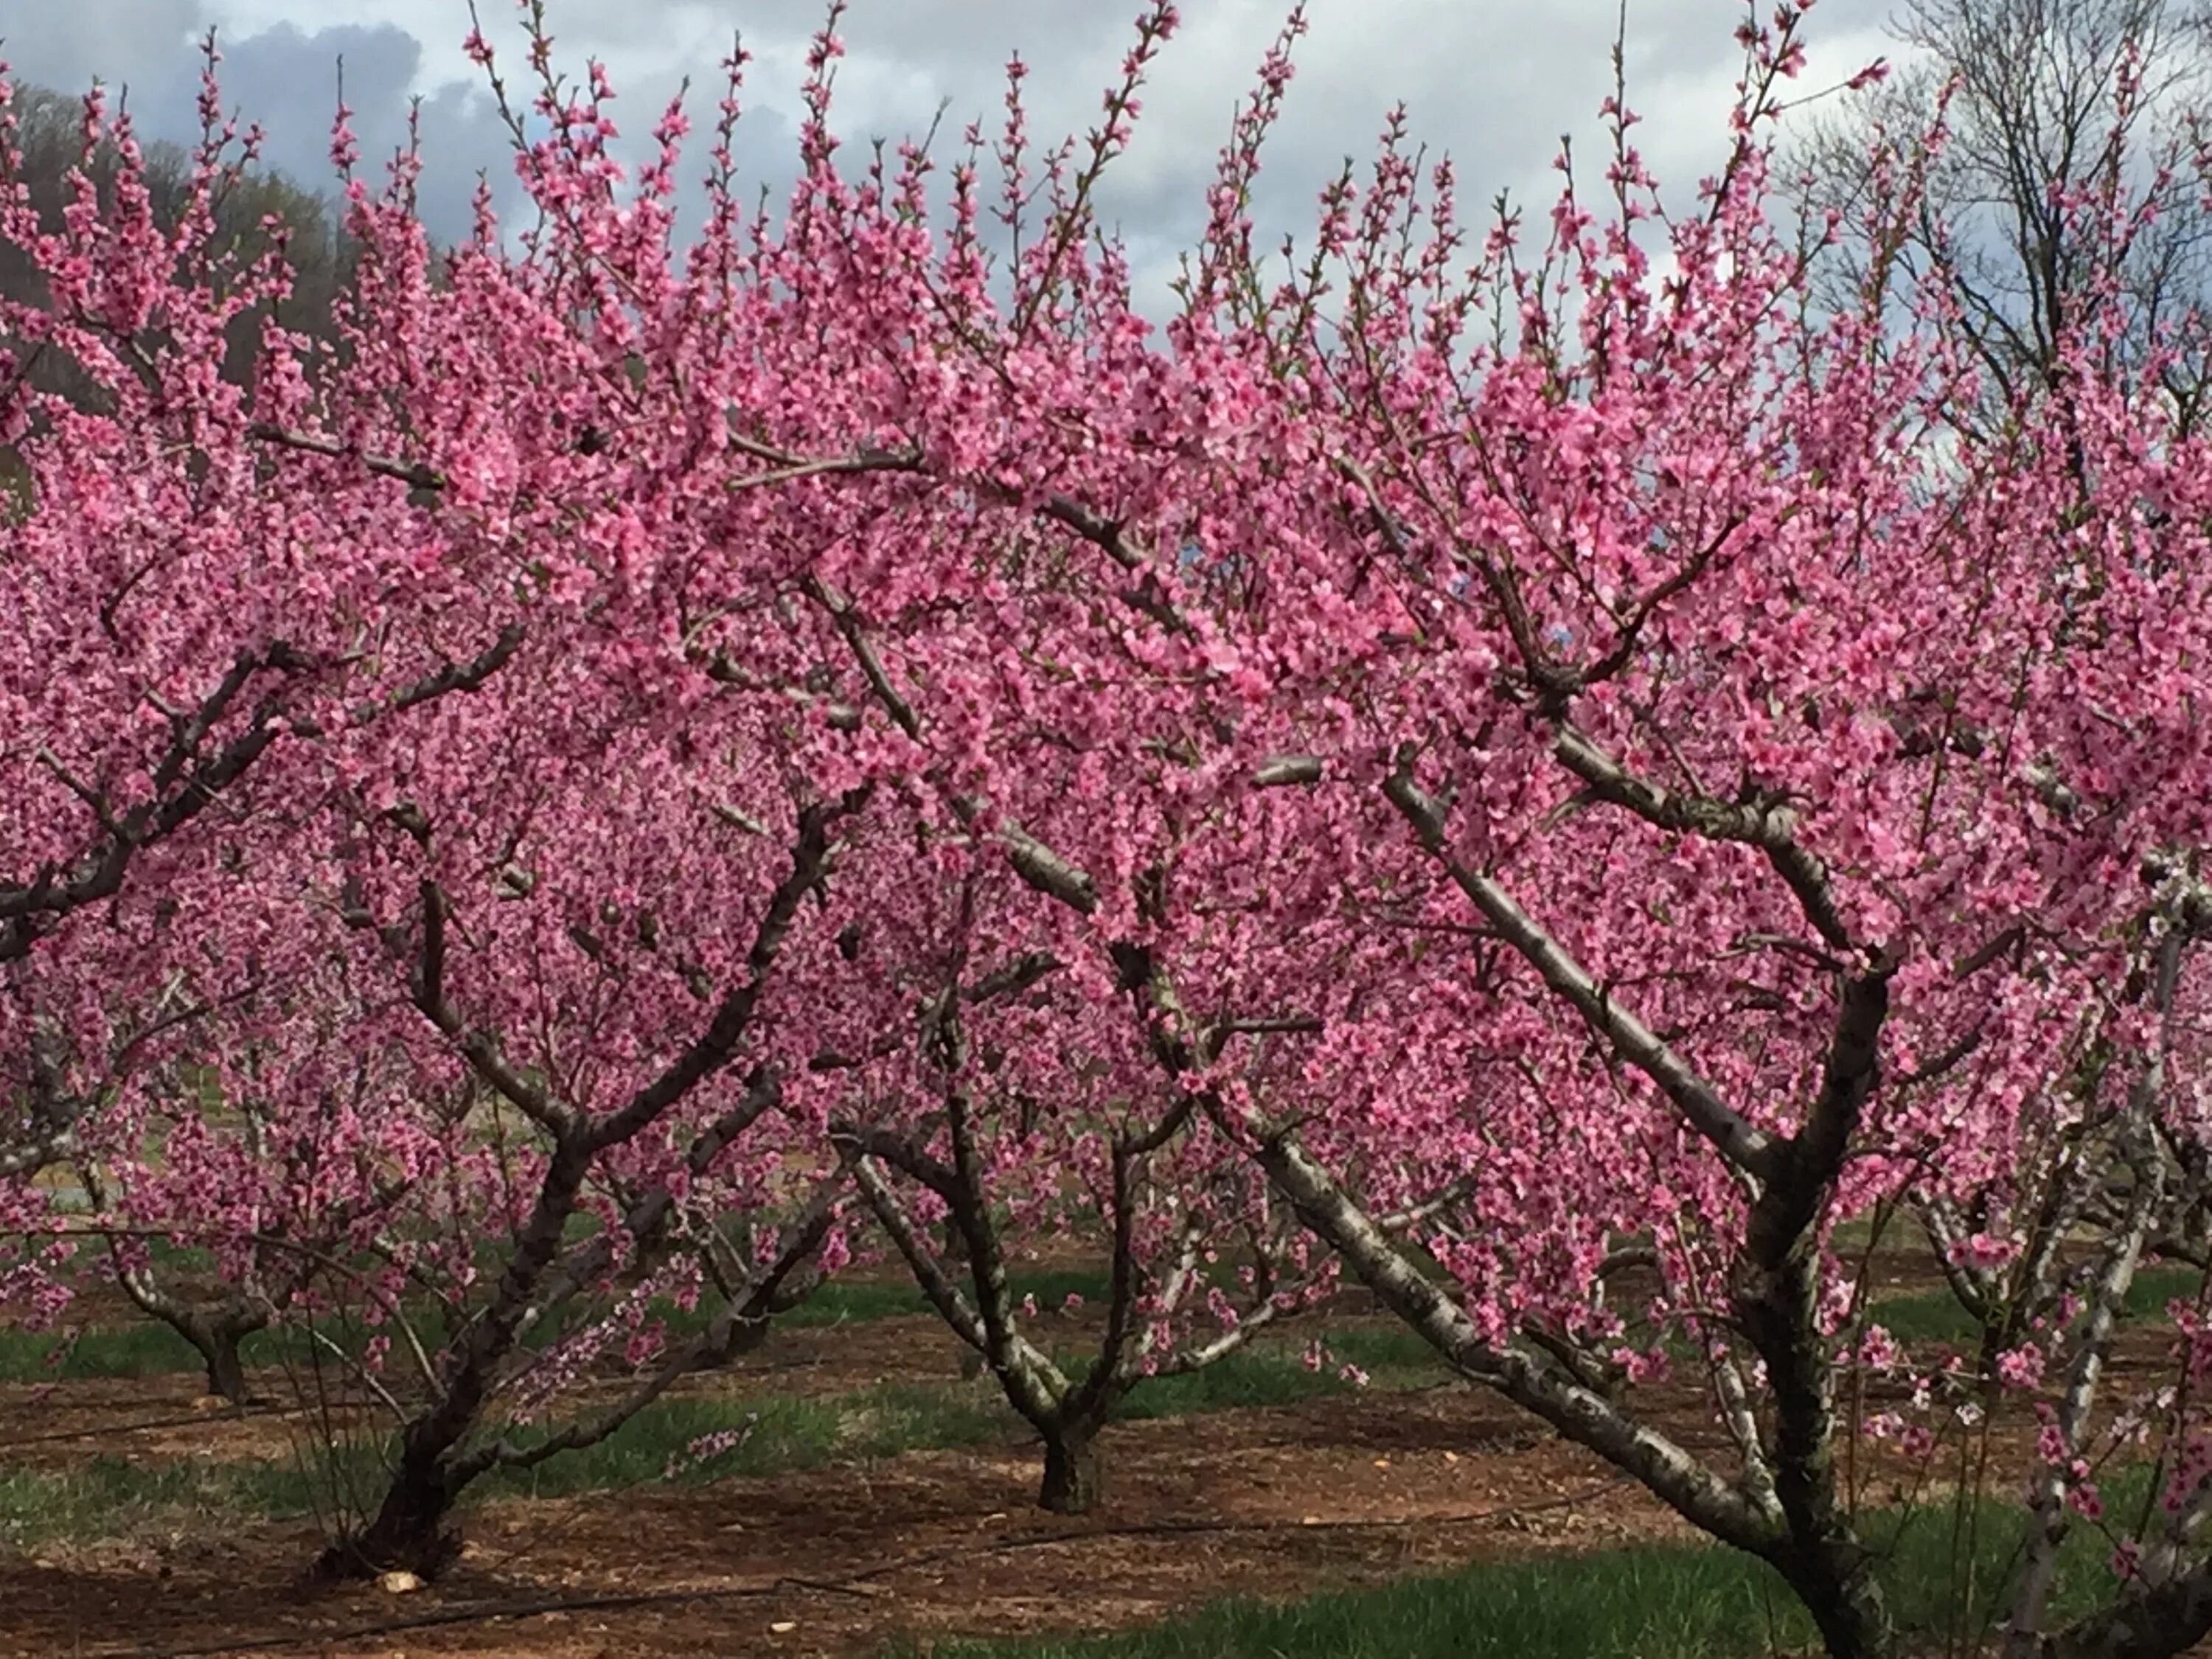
[4,1,1898,278]
[1,0,203,100]
[4,5,525,238]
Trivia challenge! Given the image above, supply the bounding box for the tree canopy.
[9,7,2212,1654]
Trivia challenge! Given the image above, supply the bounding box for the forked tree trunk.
[182,1310,258,1407]
[119,1277,267,1406]
[315,792,849,1583]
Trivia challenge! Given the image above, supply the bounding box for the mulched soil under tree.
[0,1312,1695,1659]
[6,1256,2208,1659]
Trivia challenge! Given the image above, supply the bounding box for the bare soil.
[0,1250,2194,1659]
[0,1380,1685,1659]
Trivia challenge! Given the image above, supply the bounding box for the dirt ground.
[0,1294,1715,1659]
[0,1384,1690,1659]
[0,1256,2189,1659]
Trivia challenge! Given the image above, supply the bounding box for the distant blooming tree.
[0,52,531,1305]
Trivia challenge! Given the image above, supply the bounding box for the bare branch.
[589,785,868,1152]
[1253,754,1325,787]
[1551,724,1855,954]
[382,623,526,717]
[246,421,445,491]
[1384,767,1779,1178]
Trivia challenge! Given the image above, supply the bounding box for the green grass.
[0,1321,209,1385]
[1315,1324,1451,1374]
[2124,1265,2208,1320]
[0,1450,366,1548]
[1865,1265,2208,1349]
[1113,1352,1347,1419]
[486,1382,1015,1500]
[0,1377,1019,1546]
[899,1541,1824,1659]
[897,1481,2145,1659]
[1107,1327,1446,1421]
[0,1321,1445,1546]
[0,1318,406,1385]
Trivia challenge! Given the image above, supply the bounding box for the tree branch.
[1383,767,1779,1178]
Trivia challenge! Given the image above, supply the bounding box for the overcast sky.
[4,1,1899,293]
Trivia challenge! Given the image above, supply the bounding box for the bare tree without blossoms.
[1795,0,2212,439]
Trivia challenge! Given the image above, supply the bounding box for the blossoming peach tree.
[746,4,2212,1654]
[0,56,543,1344]
[1034,10,2212,1658]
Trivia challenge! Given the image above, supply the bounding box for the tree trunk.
[1038,1426,1102,1514]
[192,1321,251,1407]
[1776,1540,1893,1659]
[314,1135,595,1579]
[106,1252,267,1407]
[1728,969,1897,1659]
[695,1312,771,1370]
[319,1439,464,1581]
[175,1305,263,1407]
